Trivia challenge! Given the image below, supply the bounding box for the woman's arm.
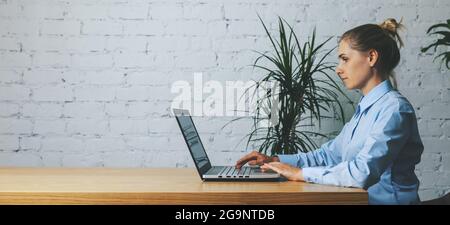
[277,123,349,168]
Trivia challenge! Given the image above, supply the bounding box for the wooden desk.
[0,168,367,205]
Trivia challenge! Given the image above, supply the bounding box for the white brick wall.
[0,0,449,201]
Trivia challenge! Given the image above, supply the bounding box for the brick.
[83,70,125,85]
[41,137,85,153]
[32,52,71,68]
[125,136,169,150]
[418,188,442,201]
[65,36,106,53]
[22,103,63,118]
[127,102,153,117]
[116,86,150,101]
[437,173,450,186]
[153,54,175,69]
[416,153,441,172]
[105,36,147,53]
[144,150,191,167]
[123,20,164,36]
[108,4,149,20]
[418,6,450,22]
[207,21,227,37]
[442,153,450,171]
[19,36,63,52]
[0,118,33,134]
[0,135,19,151]
[0,152,42,167]
[61,153,103,167]
[109,119,148,135]
[183,3,223,20]
[102,151,144,167]
[444,120,450,137]
[21,36,106,53]
[166,21,208,36]
[375,5,416,23]
[113,53,155,68]
[32,86,73,101]
[60,70,86,84]
[21,4,67,20]
[0,2,22,17]
[0,70,22,84]
[417,119,444,137]
[41,20,80,36]
[0,103,19,117]
[126,71,169,86]
[19,136,42,151]
[23,69,64,85]
[82,21,123,36]
[85,137,127,152]
[148,3,183,20]
[224,3,254,20]
[227,21,266,36]
[0,37,20,51]
[71,54,113,68]
[175,52,217,68]
[422,138,450,153]
[419,105,450,119]
[67,4,108,20]
[0,52,32,68]
[147,117,178,133]
[148,86,175,101]
[66,119,108,135]
[41,151,62,166]
[147,36,190,52]
[401,87,441,108]
[34,120,66,134]
[63,102,105,119]
[190,37,212,51]
[213,37,255,52]
[105,102,128,117]
[0,19,39,35]
[0,85,30,101]
[74,86,115,101]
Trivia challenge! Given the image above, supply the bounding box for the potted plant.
[229,16,352,156]
[421,19,450,70]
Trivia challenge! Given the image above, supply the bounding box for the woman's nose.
[336,66,343,77]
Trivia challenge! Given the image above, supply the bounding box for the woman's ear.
[368,49,379,67]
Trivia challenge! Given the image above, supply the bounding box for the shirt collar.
[357,80,394,113]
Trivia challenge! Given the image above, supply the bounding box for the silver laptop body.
[173,108,280,181]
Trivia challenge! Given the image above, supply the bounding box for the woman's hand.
[261,162,304,182]
[235,150,280,169]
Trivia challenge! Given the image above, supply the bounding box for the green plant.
[421,19,450,70]
[231,16,352,156]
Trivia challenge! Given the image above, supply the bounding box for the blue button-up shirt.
[278,80,424,204]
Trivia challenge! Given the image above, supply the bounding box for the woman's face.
[336,39,373,90]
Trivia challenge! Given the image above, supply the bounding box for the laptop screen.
[174,109,211,175]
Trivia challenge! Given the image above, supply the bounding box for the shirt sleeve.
[277,123,349,168]
[302,103,413,189]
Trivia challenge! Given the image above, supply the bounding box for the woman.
[235,18,424,205]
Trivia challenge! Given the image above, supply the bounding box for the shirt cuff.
[278,154,307,168]
[302,166,326,184]
[277,154,300,167]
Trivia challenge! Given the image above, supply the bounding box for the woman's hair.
[339,18,405,89]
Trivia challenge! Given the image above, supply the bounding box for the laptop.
[173,108,280,181]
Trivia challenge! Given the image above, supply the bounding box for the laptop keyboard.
[217,166,257,178]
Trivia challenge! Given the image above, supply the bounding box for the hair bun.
[379,18,404,48]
